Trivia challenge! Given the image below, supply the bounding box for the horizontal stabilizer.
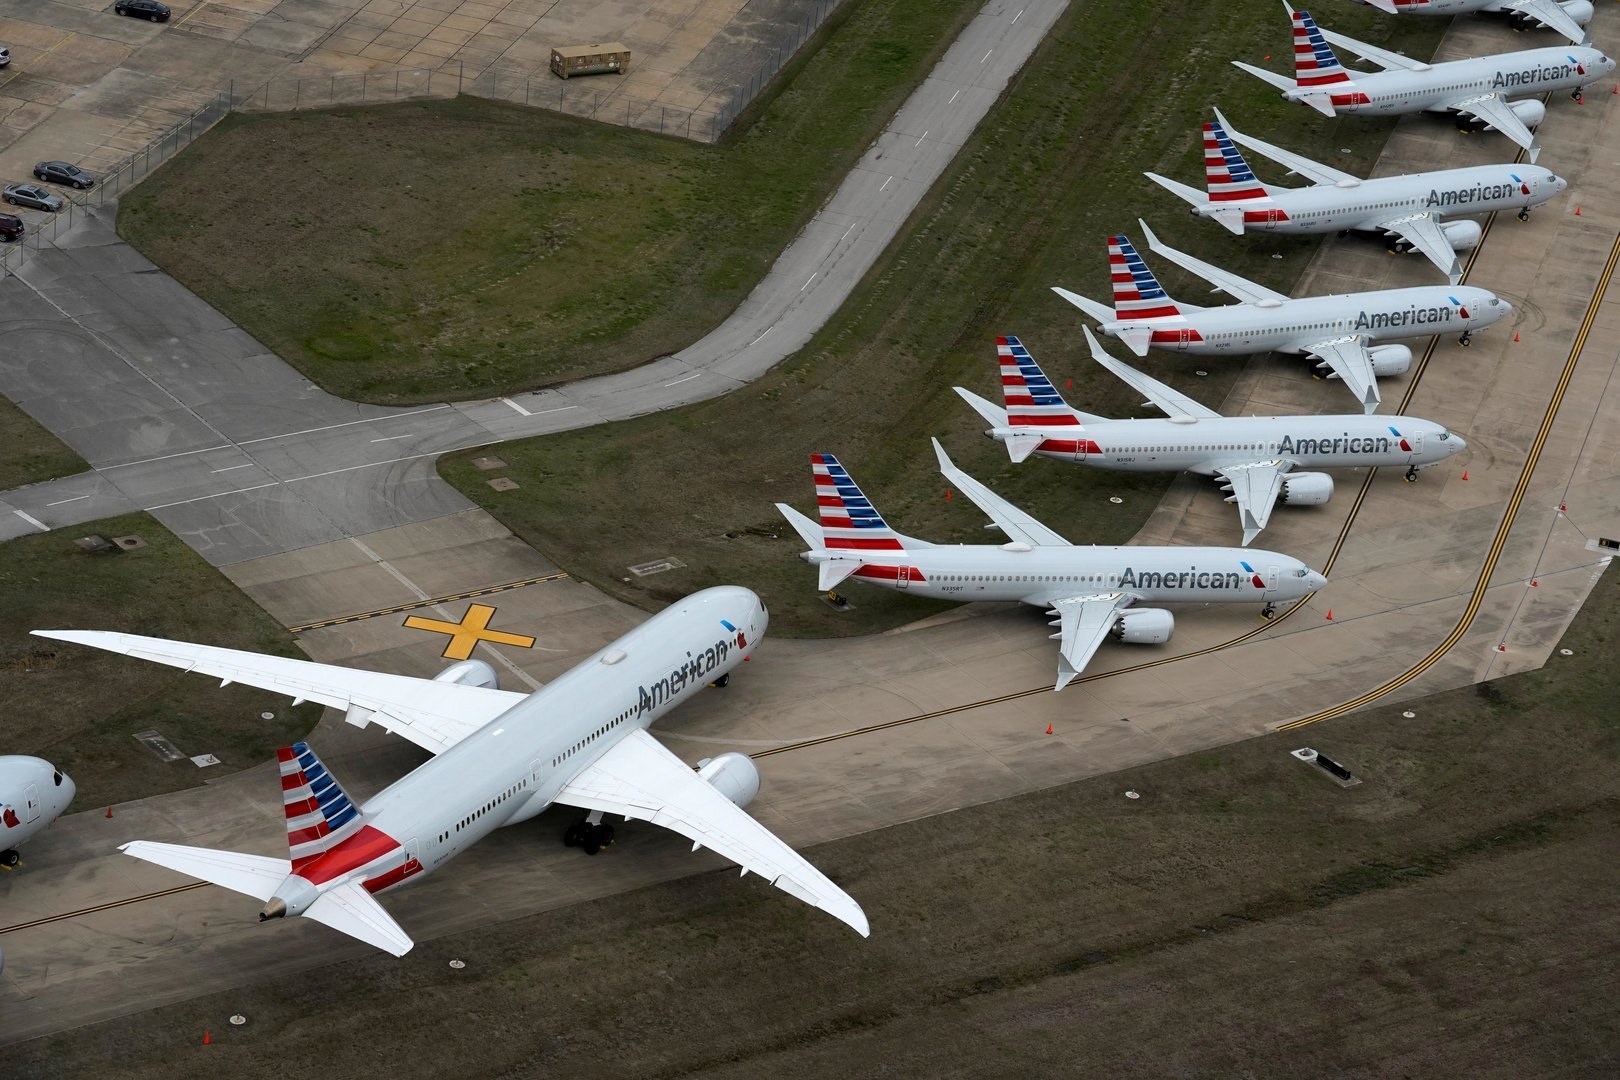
[1231,60,1295,93]
[304,880,415,957]
[1006,434,1049,464]
[119,841,289,902]
[1209,206,1247,235]
[774,502,823,551]
[1050,286,1114,325]
[818,560,862,592]
[1117,326,1153,357]
[952,386,1008,428]
[1297,91,1338,118]
[1143,171,1208,210]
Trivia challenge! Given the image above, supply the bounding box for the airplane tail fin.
[810,453,921,552]
[1109,233,1182,321]
[1204,118,1270,204]
[279,741,364,872]
[995,337,1092,463]
[1290,7,1352,88]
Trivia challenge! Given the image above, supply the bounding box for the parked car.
[34,161,95,190]
[0,213,22,241]
[114,0,170,20]
[3,184,65,212]
[0,46,12,69]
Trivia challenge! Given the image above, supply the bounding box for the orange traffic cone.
[203,1031,212,1045]
[105,806,113,819]
[1461,470,1469,481]
[1497,644,1507,652]
[1575,206,1582,215]
[1325,609,1334,621]
[1045,724,1054,735]
[1530,579,1540,588]
[945,489,952,500]
[1513,332,1519,342]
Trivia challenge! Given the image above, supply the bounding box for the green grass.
[1,513,323,809]
[438,0,1445,637]
[0,399,88,489]
[12,558,1615,1078]
[116,0,986,405]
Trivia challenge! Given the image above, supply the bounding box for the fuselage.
[0,756,75,854]
[270,587,768,910]
[825,544,1324,607]
[1358,0,1591,21]
[1001,413,1464,475]
[1300,46,1612,114]
[1102,285,1508,354]
[1214,164,1564,234]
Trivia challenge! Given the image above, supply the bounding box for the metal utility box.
[550,43,631,79]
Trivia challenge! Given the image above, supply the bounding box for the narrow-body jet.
[1354,0,1594,47]
[0,756,75,868]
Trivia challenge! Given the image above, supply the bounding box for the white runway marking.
[802,272,818,291]
[210,463,256,473]
[949,89,961,104]
[879,175,893,192]
[841,222,857,241]
[370,434,415,442]
[750,326,775,346]
[146,482,279,511]
[914,130,928,146]
[531,405,579,416]
[45,494,91,506]
[1013,9,1023,23]
[501,397,532,416]
[238,405,452,446]
[13,510,48,531]
[101,445,230,470]
[664,372,703,387]
[981,49,992,63]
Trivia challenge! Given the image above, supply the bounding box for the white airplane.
[1353,0,1594,48]
[1145,107,1567,283]
[774,448,1327,691]
[954,331,1467,545]
[1233,5,1614,161]
[34,587,868,955]
[0,756,76,869]
[1051,221,1511,414]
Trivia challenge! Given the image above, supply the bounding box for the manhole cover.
[1194,370,1208,376]
[1109,496,1123,504]
[1402,711,1416,719]
[260,712,275,721]
[1339,147,1352,154]
[1560,648,1574,656]
[449,959,466,970]
[1124,790,1141,800]
[229,1015,247,1026]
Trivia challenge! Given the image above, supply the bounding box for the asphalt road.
[0,0,1069,567]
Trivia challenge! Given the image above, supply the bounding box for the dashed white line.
[101,444,230,471]
[13,510,49,531]
[145,482,280,511]
[532,405,579,416]
[45,495,90,506]
[841,222,857,242]
[501,397,532,417]
[750,326,775,346]
[237,405,452,446]
[914,130,928,146]
[1012,8,1022,24]
[370,433,415,442]
[802,272,818,291]
[980,48,992,63]
[664,372,703,387]
[879,175,894,192]
[948,89,961,104]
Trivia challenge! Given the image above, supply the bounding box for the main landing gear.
[1260,603,1277,620]
[1459,331,1473,347]
[1,849,20,870]
[563,810,615,856]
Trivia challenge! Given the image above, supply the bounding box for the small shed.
[550,43,631,80]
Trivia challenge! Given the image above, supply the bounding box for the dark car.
[0,213,22,241]
[2,184,65,212]
[34,160,95,190]
[114,0,170,20]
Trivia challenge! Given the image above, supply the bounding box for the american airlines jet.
[954,331,1467,544]
[1234,5,1613,161]
[1354,0,1594,47]
[0,756,75,869]
[1052,222,1511,413]
[34,588,868,954]
[1145,107,1566,282]
[775,448,1327,691]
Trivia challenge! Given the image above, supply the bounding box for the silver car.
[3,183,65,212]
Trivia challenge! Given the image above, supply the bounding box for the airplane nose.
[1449,435,1467,455]
[1308,571,1328,592]
[60,771,76,806]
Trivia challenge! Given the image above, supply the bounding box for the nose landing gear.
[1260,603,1277,620]
[0,849,20,869]
[1404,466,1419,483]
[1518,207,1531,223]
[1459,331,1472,347]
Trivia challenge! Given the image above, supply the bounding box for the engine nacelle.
[1112,607,1174,645]
[1280,471,1334,506]
[432,659,499,689]
[696,753,760,808]
[1368,343,1412,377]
[1438,219,1482,251]
[1561,1,1595,27]
[1507,99,1546,130]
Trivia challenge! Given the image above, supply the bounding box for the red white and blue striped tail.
[1292,9,1350,86]
[1109,235,1181,320]
[811,453,909,551]
[998,337,1081,428]
[1204,120,1267,203]
[279,742,364,871]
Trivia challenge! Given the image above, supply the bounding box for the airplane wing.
[1215,460,1291,546]
[1375,212,1462,283]
[32,630,528,756]
[1317,26,1430,71]
[554,729,868,936]
[1042,593,1132,692]
[1301,335,1382,414]
[929,438,1071,548]
[1083,327,1220,420]
[1445,92,1541,162]
[1502,0,1590,45]
[1212,107,1356,186]
[1138,219,1288,305]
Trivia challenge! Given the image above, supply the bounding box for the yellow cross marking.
[403,604,535,660]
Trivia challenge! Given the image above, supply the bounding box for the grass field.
[12,563,1614,1078]
[0,513,322,810]
[437,0,1444,637]
[0,399,87,490]
[116,0,985,405]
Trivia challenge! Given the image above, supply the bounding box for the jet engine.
[1439,219,1483,251]
[1112,608,1174,644]
[1368,344,1412,377]
[697,753,761,808]
[1507,99,1547,129]
[432,659,499,688]
[1561,1,1595,26]
[1280,472,1334,506]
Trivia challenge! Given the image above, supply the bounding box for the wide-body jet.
[1355,0,1594,47]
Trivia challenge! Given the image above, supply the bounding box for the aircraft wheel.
[0,849,19,868]
[1518,209,1531,223]
[709,672,730,689]
[563,821,585,847]
[582,835,602,856]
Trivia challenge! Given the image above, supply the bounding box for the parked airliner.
[1355,0,1594,47]
[1146,107,1566,282]
[35,588,868,955]
[1234,5,1613,160]
[775,448,1327,691]
[1051,221,1510,413]
[0,756,75,869]
[954,331,1467,544]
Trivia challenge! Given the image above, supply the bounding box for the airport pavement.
[3,4,1620,1047]
[0,0,1067,565]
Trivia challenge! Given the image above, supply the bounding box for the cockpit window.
[1294,568,1308,577]
[53,770,63,786]
[1438,431,1450,441]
